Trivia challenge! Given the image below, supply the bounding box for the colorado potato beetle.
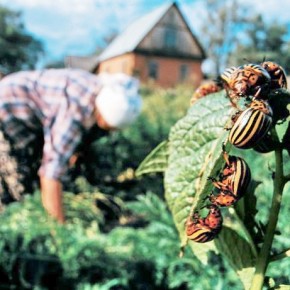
[186,205,223,243]
[260,61,287,89]
[228,99,273,149]
[220,66,238,87]
[220,64,271,103]
[208,151,251,206]
[209,191,237,207]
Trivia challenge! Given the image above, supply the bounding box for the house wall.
[97,53,203,88]
[98,53,135,75]
[134,54,203,88]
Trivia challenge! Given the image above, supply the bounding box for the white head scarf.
[96,73,142,129]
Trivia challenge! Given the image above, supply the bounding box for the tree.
[199,0,290,76]
[0,5,43,74]
[200,0,248,76]
[230,14,290,71]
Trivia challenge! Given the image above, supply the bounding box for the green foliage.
[1,85,229,289]
[0,191,241,289]
[2,82,289,289]
[0,5,43,73]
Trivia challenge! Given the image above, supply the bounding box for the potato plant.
[137,64,290,290]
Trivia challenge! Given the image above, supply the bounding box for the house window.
[164,28,177,50]
[180,64,188,81]
[148,61,159,80]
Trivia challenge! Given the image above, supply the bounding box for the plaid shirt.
[0,69,102,181]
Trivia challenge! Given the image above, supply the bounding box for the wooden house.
[66,2,205,87]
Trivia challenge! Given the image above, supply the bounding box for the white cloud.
[2,0,95,13]
[0,0,146,64]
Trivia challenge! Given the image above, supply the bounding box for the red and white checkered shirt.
[0,69,102,181]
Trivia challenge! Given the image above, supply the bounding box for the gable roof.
[98,2,173,62]
[66,2,205,71]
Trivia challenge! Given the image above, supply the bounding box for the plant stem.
[249,129,286,290]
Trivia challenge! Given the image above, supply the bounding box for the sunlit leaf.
[237,268,256,290]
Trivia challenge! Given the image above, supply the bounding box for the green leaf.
[215,226,256,290]
[135,140,169,177]
[164,91,235,245]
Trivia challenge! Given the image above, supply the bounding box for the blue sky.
[1,0,290,67]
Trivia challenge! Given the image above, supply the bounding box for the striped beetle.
[186,205,223,243]
[220,66,238,87]
[260,61,287,89]
[209,191,237,207]
[208,150,251,207]
[220,64,271,104]
[219,66,239,105]
[228,99,273,149]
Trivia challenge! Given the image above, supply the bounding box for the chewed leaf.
[164,91,235,243]
[192,130,230,211]
[135,140,169,177]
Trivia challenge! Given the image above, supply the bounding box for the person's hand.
[40,176,65,223]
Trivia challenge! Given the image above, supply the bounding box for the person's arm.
[40,176,65,223]
[39,113,84,223]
